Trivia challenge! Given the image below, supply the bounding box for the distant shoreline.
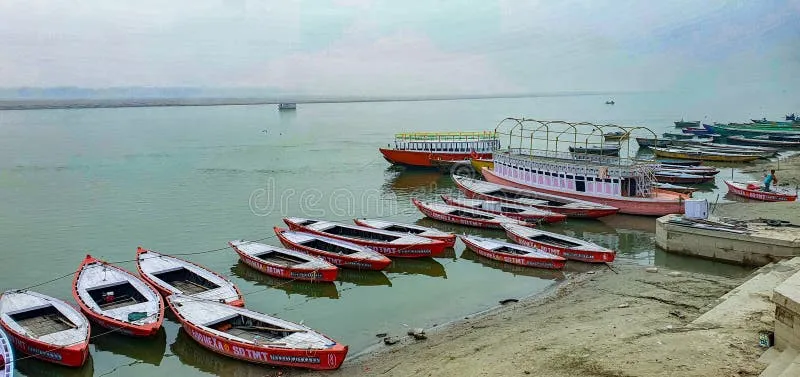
[0,91,621,111]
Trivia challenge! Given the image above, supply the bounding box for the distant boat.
[568,145,620,156]
[603,131,628,141]
[726,135,800,148]
[278,103,297,110]
[636,137,672,148]
[674,120,700,128]
[787,113,797,121]
[605,100,615,105]
[663,132,694,140]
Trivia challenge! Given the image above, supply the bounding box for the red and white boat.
[274,227,392,271]
[283,218,447,258]
[379,131,499,167]
[230,240,338,282]
[136,247,244,307]
[725,181,798,202]
[502,223,615,263]
[352,218,456,247]
[412,198,531,229]
[71,255,164,337]
[0,290,90,367]
[440,195,567,223]
[452,175,619,218]
[0,326,12,377]
[167,294,348,370]
[459,235,566,269]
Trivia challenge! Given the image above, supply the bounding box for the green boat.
[674,120,700,128]
[706,123,800,138]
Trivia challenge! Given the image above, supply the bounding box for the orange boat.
[379,131,499,167]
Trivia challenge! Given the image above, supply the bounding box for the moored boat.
[603,131,628,141]
[704,123,800,138]
[470,157,494,173]
[658,165,719,176]
[663,132,694,140]
[459,235,566,269]
[653,171,714,184]
[650,147,761,162]
[412,198,531,229]
[440,195,567,223]
[0,290,90,367]
[274,227,392,270]
[379,131,499,168]
[352,219,455,247]
[1,326,12,377]
[681,127,714,135]
[655,159,703,166]
[71,255,164,337]
[283,218,447,258]
[452,175,619,218]
[653,182,698,195]
[726,135,800,148]
[636,137,672,148]
[724,181,797,202]
[229,240,338,282]
[674,120,700,128]
[502,223,615,263]
[278,103,296,110]
[568,145,620,156]
[167,294,348,370]
[136,247,244,307]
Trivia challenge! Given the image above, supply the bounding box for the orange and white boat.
[502,223,615,263]
[459,235,566,269]
[379,131,499,167]
[725,181,798,202]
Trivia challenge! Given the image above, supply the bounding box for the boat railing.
[394,131,498,142]
[498,150,657,179]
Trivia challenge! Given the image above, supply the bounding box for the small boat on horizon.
[412,198,531,229]
[72,255,164,337]
[136,247,244,307]
[674,120,701,128]
[229,240,339,282]
[724,181,797,202]
[440,195,567,223]
[459,235,566,269]
[0,290,90,367]
[167,294,348,370]
[353,218,456,247]
[1,326,12,377]
[274,227,392,271]
[502,223,615,263]
[283,218,447,258]
[278,103,297,110]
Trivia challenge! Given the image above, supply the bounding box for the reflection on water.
[437,247,458,260]
[383,168,454,196]
[414,217,507,239]
[384,257,447,279]
[91,327,167,366]
[336,269,392,287]
[230,262,340,299]
[654,249,752,278]
[459,248,566,281]
[171,328,271,377]
[15,354,94,377]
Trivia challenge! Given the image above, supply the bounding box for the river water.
[0,91,789,376]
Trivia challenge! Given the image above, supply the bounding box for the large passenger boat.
[379,131,500,167]
[483,118,687,216]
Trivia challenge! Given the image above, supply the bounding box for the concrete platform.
[656,214,800,266]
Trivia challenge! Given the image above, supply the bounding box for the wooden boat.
[658,165,719,176]
[605,100,615,105]
[705,123,800,138]
[1,326,12,377]
[663,132,694,140]
[452,175,619,218]
[379,131,499,167]
[283,218,446,257]
[681,127,714,135]
[650,147,760,162]
[412,198,531,229]
[459,235,566,269]
[726,135,800,148]
[470,157,494,173]
[655,159,702,166]
[724,181,797,202]
[278,103,297,110]
[674,120,700,128]
[653,182,698,195]
[636,137,672,148]
[440,195,567,223]
[653,171,714,184]
[274,227,392,270]
[502,223,615,263]
[72,255,164,337]
[0,290,90,367]
[352,219,456,247]
[136,247,244,307]
[229,240,338,282]
[167,294,348,370]
[603,131,628,141]
[568,145,620,156]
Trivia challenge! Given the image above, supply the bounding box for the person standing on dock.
[764,169,778,192]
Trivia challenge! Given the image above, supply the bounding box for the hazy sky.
[1,0,798,95]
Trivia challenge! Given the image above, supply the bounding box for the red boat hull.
[352,219,456,247]
[483,168,685,216]
[453,176,619,218]
[412,199,529,229]
[136,248,245,307]
[230,243,338,282]
[71,256,164,338]
[460,237,565,270]
[168,301,348,370]
[725,181,797,202]
[283,220,447,258]
[440,196,567,223]
[1,322,89,367]
[379,148,491,167]
[505,230,615,263]
[274,228,392,270]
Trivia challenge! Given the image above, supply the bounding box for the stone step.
[760,347,797,377]
[759,347,781,365]
[778,353,800,377]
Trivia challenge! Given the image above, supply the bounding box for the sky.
[0,0,798,96]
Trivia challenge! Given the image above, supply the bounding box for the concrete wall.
[774,272,800,351]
